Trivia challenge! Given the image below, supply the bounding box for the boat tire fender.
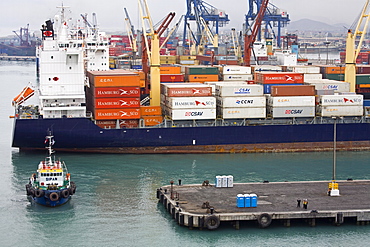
[204,215,220,230]
[257,213,272,228]
[49,192,59,201]
[61,189,70,198]
[35,189,44,198]
[28,188,35,197]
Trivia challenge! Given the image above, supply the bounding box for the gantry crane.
[138,0,175,106]
[124,8,137,58]
[245,0,290,48]
[345,0,370,93]
[244,0,269,66]
[182,0,229,50]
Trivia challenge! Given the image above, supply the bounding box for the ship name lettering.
[46,177,58,181]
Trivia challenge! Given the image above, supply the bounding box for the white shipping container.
[217,96,266,108]
[268,106,315,118]
[167,108,216,120]
[222,65,252,75]
[267,96,315,107]
[252,65,282,72]
[216,84,264,96]
[287,65,320,74]
[304,73,322,81]
[305,80,350,92]
[166,96,216,109]
[223,74,253,81]
[318,95,363,106]
[317,106,364,117]
[204,81,247,94]
[218,107,266,119]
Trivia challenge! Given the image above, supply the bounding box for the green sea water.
[1,61,370,247]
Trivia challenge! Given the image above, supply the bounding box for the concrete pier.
[157,180,370,230]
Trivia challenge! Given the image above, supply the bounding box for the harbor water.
[2,61,370,246]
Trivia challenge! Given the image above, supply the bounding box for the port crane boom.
[345,0,370,92]
[244,0,269,66]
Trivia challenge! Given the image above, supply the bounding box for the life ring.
[35,189,44,198]
[61,189,70,198]
[49,192,59,201]
[257,213,272,228]
[204,215,220,230]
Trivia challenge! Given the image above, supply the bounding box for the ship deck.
[157,180,370,230]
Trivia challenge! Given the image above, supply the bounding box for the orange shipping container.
[160,66,181,74]
[93,75,140,87]
[142,115,163,126]
[320,66,346,75]
[94,98,140,109]
[96,119,139,128]
[94,108,140,120]
[140,106,162,116]
[187,74,219,83]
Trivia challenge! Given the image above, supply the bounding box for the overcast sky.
[1,0,367,37]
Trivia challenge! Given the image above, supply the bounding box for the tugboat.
[25,134,76,207]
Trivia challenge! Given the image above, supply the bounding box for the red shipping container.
[166,87,212,97]
[255,72,304,84]
[94,108,141,120]
[160,74,184,82]
[94,98,140,109]
[271,85,316,96]
[93,87,140,98]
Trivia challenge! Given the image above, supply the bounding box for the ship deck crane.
[244,0,269,66]
[80,13,98,38]
[138,0,175,106]
[345,0,370,93]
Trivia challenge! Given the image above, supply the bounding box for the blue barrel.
[250,193,258,207]
[236,194,245,208]
[244,194,251,208]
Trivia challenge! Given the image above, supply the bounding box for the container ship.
[11,7,370,154]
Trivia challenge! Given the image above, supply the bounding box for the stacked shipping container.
[215,84,266,119]
[161,83,216,120]
[183,66,219,83]
[86,70,142,128]
[220,65,253,81]
[267,85,316,118]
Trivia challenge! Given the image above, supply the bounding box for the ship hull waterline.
[12,118,370,154]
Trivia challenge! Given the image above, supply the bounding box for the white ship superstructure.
[38,7,109,119]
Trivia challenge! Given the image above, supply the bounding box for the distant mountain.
[287,19,346,32]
